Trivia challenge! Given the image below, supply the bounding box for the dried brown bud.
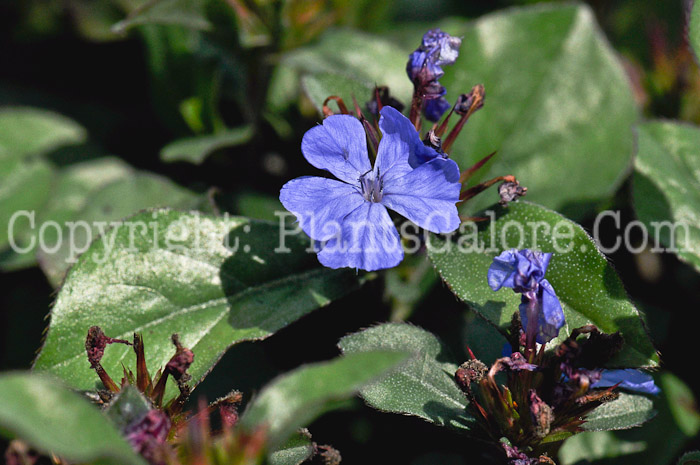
[498,180,527,206]
[85,326,129,392]
[152,334,195,408]
[314,444,342,465]
[528,390,553,438]
[576,389,619,407]
[455,359,488,392]
[455,84,485,116]
[215,391,243,429]
[85,326,110,368]
[165,334,194,382]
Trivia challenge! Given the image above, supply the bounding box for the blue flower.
[592,369,660,395]
[407,29,461,83]
[280,106,461,271]
[407,29,461,122]
[488,249,565,344]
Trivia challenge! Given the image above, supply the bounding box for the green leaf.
[33,209,361,399]
[0,372,147,465]
[0,157,132,271]
[583,392,656,431]
[338,323,474,431]
[301,73,375,115]
[234,191,286,222]
[283,28,413,108]
[0,107,86,159]
[559,431,647,465]
[633,121,700,273]
[427,201,659,368]
[33,168,203,284]
[288,4,638,219]
[268,431,314,465]
[160,126,255,164]
[240,351,409,450]
[0,156,53,252]
[460,310,508,365]
[679,451,700,465]
[662,372,700,437]
[439,5,638,217]
[112,0,212,34]
[690,0,700,62]
[105,386,153,433]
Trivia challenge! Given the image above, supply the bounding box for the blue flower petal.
[518,280,564,345]
[515,250,550,285]
[375,107,441,182]
[538,279,565,343]
[488,249,552,292]
[488,249,520,290]
[592,369,660,395]
[301,114,371,185]
[279,176,365,242]
[491,249,563,344]
[316,202,403,271]
[381,158,461,233]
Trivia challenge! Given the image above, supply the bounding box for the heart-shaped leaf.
[427,201,659,368]
[33,209,361,399]
[338,323,474,431]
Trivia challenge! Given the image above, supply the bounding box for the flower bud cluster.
[454,251,659,464]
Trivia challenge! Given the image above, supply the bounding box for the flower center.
[360,171,383,203]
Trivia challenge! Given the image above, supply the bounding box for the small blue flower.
[407,29,461,122]
[488,249,565,344]
[280,106,461,271]
[407,29,461,83]
[592,369,660,395]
